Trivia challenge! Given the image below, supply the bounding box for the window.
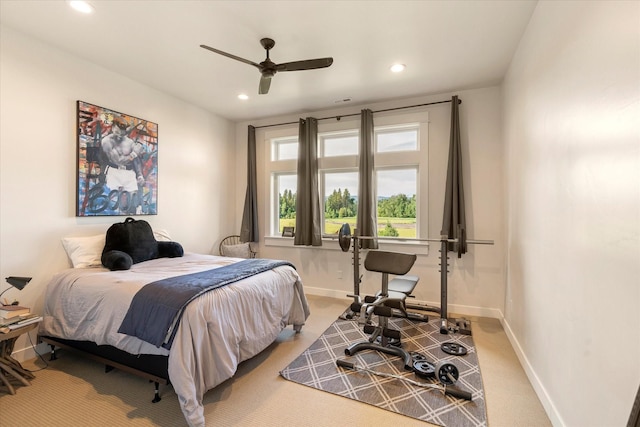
[271,137,298,161]
[268,135,299,235]
[320,131,358,157]
[371,122,421,238]
[376,127,418,153]
[376,168,417,238]
[322,171,358,235]
[265,110,428,242]
[273,173,297,235]
[318,130,359,235]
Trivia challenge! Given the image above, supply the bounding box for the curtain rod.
[253,98,461,130]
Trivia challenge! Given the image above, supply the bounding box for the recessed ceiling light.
[390,64,406,73]
[238,94,249,101]
[69,1,95,14]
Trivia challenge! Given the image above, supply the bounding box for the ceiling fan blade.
[200,44,261,69]
[258,75,272,95]
[276,57,334,72]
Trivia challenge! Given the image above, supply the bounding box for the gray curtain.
[240,125,259,242]
[441,95,467,257]
[294,117,322,246]
[356,109,378,249]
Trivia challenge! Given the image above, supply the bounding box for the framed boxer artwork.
[76,101,158,216]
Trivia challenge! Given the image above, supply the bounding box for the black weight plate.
[338,223,351,252]
[441,342,468,356]
[413,360,435,379]
[435,361,459,386]
[409,351,427,363]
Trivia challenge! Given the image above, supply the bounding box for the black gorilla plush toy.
[102,217,184,271]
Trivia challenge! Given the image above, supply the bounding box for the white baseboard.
[500,316,565,427]
[304,286,503,319]
[446,302,503,320]
[11,339,49,363]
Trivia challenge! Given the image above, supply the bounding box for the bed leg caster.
[152,381,161,403]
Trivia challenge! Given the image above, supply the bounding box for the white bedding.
[40,253,310,426]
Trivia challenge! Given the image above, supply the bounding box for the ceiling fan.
[200,38,333,95]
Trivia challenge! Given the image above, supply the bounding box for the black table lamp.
[1,276,32,305]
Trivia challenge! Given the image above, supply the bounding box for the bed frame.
[39,335,169,402]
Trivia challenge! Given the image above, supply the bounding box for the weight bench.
[360,275,422,321]
[360,275,439,321]
[389,275,420,294]
[348,271,438,323]
[345,250,416,370]
[337,222,439,322]
[389,275,441,319]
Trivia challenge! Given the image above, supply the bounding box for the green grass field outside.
[279,216,416,238]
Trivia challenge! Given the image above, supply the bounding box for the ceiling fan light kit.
[200,38,333,95]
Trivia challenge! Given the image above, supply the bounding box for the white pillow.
[61,234,105,268]
[153,229,172,242]
[222,243,252,259]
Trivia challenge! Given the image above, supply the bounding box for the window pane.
[377,169,417,238]
[272,138,298,161]
[321,133,358,157]
[323,171,358,234]
[277,174,297,233]
[376,128,418,153]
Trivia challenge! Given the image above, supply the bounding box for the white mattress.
[40,253,310,426]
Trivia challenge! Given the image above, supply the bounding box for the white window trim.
[265,128,299,236]
[263,110,429,251]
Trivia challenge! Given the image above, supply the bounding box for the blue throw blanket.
[118,259,294,348]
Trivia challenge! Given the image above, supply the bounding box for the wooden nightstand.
[0,321,38,394]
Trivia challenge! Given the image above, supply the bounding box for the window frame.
[265,129,299,237]
[319,129,359,158]
[263,110,429,250]
[271,136,298,161]
[320,168,359,236]
[271,172,298,236]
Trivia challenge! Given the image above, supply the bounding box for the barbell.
[337,223,492,257]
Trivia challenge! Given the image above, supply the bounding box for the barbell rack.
[335,226,494,335]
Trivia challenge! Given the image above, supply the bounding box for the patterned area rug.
[280,316,487,427]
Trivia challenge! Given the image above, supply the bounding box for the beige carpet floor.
[0,295,551,427]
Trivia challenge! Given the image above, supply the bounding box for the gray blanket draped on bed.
[118,259,294,348]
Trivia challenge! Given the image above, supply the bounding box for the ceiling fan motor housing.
[260,59,277,77]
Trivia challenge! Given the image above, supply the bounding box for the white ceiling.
[0,0,537,122]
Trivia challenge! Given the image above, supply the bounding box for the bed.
[38,252,310,427]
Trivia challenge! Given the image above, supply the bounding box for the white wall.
[234,87,506,319]
[0,27,236,357]
[502,1,640,426]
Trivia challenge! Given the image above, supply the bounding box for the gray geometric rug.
[280,316,487,427]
